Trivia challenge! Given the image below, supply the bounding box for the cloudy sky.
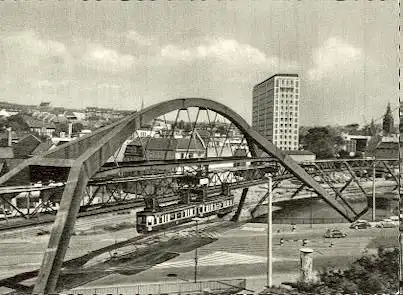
[0,1,399,126]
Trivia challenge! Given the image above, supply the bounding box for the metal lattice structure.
[0,98,398,294]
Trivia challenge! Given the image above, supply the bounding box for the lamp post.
[372,160,376,222]
[192,217,202,283]
[266,177,273,288]
[310,190,313,228]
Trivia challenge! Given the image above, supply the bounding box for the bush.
[296,247,398,294]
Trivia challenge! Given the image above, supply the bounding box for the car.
[324,229,347,238]
[390,215,399,221]
[375,219,396,228]
[349,220,371,229]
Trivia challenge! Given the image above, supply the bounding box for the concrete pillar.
[6,127,12,146]
[299,248,313,282]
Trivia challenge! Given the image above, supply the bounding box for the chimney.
[6,127,12,147]
[68,123,73,138]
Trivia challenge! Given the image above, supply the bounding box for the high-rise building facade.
[252,74,300,151]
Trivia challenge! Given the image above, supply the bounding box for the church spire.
[382,102,394,134]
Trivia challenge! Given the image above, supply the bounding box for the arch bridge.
[0,98,398,294]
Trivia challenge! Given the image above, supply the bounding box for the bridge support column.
[231,188,248,221]
[33,165,88,294]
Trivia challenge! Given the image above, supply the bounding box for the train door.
[146,216,154,231]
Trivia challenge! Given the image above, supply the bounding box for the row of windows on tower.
[275,123,298,129]
[274,112,298,117]
[274,99,299,106]
[274,135,298,140]
[275,79,299,87]
[275,105,299,111]
[275,88,299,94]
[274,129,298,134]
[275,117,298,123]
[273,142,299,149]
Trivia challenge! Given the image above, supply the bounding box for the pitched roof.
[22,115,56,129]
[13,134,42,158]
[31,140,53,155]
[0,147,14,159]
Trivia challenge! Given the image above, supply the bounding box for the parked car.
[349,220,371,229]
[324,229,347,238]
[0,208,10,215]
[390,215,399,221]
[375,219,396,228]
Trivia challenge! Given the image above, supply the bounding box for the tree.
[72,122,84,134]
[4,115,30,132]
[296,247,398,294]
[177,120,185,130]
[361,119,379,136]
[301,127,344,159]
[216,125,227,135]
[183,122,192,133]
[53,122,69,137]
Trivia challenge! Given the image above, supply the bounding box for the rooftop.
[254,73,299,88]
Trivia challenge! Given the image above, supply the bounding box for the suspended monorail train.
[136,194,234,233]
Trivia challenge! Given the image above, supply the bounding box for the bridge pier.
[231,188,248,221]
[33,166,88,294]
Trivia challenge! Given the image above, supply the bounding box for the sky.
[0,1,400,126]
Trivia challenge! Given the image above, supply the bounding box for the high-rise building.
[252,74,300,151]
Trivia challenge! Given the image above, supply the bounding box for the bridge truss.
[0,98,398,294]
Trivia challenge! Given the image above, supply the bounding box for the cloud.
[308,37,363,80]
[159,38,280,67]
[1,30,72,73]
[125,30,153,46]
[81,44,135,73]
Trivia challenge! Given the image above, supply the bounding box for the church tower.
[382,103,394,134]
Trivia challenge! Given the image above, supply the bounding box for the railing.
[65,279,247,295]
[270,216,389,225]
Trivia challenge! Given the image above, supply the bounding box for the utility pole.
[194,219,199,283]
[372,160,376,222]
[266,177,273,288]
[310,190,313,229]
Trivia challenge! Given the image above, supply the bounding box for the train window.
[138,216,145,224]
[200,207,203,213]
[177,212,182,218]
[147,217,153,225]
[170,213,176,220]
[154,217,158,224]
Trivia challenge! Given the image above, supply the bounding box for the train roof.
[137,195,233,215]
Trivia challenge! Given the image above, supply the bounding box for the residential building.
[285,150,316,163]
[85,106,132,121]
[22,115,56,138]
[374,141,399,159]
[123,135,206,162]
[252,73,300,151]
[341,134,371,156]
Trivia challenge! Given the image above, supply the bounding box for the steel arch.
[0,98,355,293]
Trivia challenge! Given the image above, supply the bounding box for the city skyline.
[0,1,399,126]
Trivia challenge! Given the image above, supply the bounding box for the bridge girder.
[0,98,395,293]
